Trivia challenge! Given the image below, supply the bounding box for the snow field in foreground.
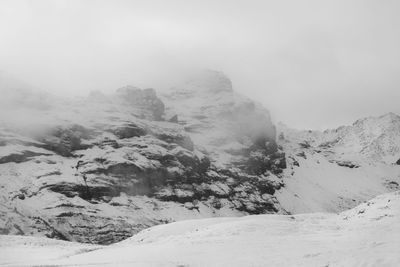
[1,191,399,267]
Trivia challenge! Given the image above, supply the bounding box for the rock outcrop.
[0,71,286,244]
[116,86,165,120]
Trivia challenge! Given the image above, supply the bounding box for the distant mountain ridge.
[279,112,400,164]
[276,112,400,214]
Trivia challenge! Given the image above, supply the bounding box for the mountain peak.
[184,69,233,93]
[379,112,400,121]
[351,112,400,128]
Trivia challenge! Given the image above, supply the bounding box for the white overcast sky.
[0,0,399,130]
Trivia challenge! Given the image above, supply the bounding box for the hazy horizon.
[1,0,400,130]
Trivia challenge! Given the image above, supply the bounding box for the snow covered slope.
[276,115,400,213]
[0,71,286,244]
[1,191,399,267]
[1,70,400,247]
[280,112,400,164]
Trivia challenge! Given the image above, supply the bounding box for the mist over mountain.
[1,1,400,265]
[0,69,399,266]
[2,0,400,129]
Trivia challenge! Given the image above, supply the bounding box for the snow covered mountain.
[281,112,400,164]
[0,70,399,253]
[2,191,399,266]
[0,71,286,244]
[276,114,400,213]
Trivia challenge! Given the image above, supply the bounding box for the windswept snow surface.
[1,191,399,267]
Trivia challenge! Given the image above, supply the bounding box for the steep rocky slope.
[1,71,399,246]
[0,71,286,244]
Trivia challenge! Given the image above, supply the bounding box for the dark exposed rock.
[155,187,196,203]
[36,171,62,179]
[48,213,146,244]
[171,147,210,174]
[0,150,52,164]
[296,151,307,159]
[108,124,147,139]
[336,160,360,169]
[384,180,399,191]
[154,132,194,151]
[41,182,120,200]
[299,141,311,149]
[96,138,119,149]
[116,86,165,120]
[154,167,282,214]
[235,143,285,176]
[396,158,400,165]
[38,125,93,156]
[244,150,272,175]
[319,138,340,149]
[289,156,300,167]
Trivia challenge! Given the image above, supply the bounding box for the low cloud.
[0,0,399,129]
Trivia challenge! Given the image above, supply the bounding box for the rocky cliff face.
[0,71,286,244]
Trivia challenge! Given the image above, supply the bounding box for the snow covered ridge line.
[278,112,400,165]
[1,191,399,267]
[0,70,287,244]
[276,111,400,214]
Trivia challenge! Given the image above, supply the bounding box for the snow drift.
[1,191,399,267]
